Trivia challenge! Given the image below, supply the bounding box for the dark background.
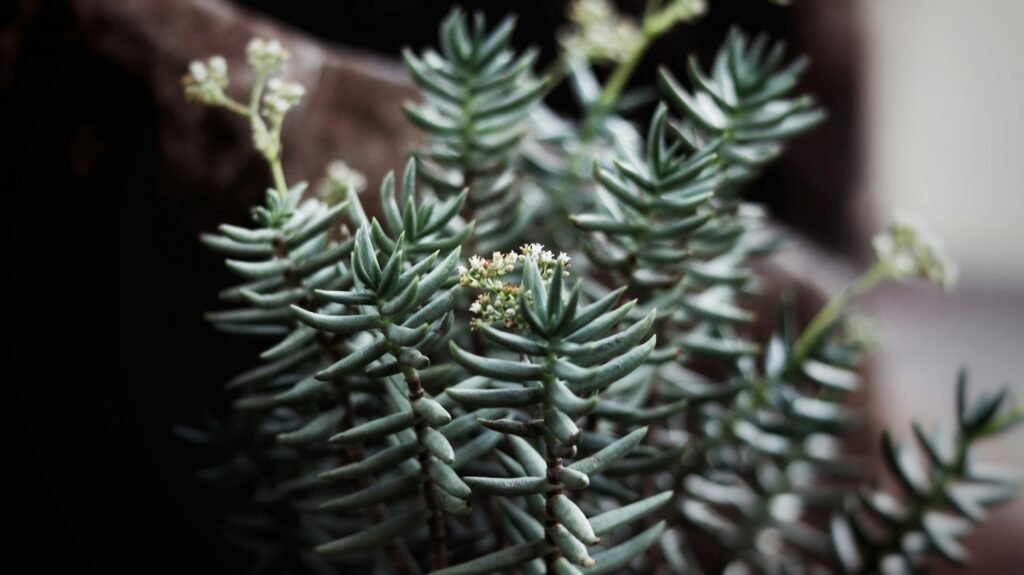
[7,1,862,573]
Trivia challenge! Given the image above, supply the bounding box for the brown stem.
[541,395,564,570]
[403,366,449,569]
[279,236,420,574]
[322,337,421,575]
[543,453,565,570]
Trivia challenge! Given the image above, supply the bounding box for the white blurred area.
[864,0,1024,288]
[861,0,1023,464]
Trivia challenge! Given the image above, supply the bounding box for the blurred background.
[7,0,1022,572]
[862,0,1024,423]
[861,2,1024,567]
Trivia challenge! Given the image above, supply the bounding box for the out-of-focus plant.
[182,3,1020,574]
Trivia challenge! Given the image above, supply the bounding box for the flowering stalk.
[558,0,707,130]
[186,42,427,574]
[184,38,305,198]
[786,215,957,376]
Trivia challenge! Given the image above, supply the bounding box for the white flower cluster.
[559,0,643,63]
[326,161,367,194]
[460,244,571,330]
[263,77,306,120]
[183,56,229,104]
[459,251,520,291]
[468,286,525,331]
[519,243,571,280]
[246,38,289,75]
[183,38,307,128]
[872,215,957,289]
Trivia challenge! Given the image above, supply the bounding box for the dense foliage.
[181,2,1021,574]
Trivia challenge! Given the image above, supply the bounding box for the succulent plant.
[185,4,1020,574]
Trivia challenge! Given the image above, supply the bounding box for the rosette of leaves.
[830,373,1022,574]
[441,255,671,574]
[641,37,830,527]
[649,28,824,365]
[571,104,718,295]
[403,8,547,251]
[657,27,825,200]
[359,159,475,259]
[564,105,724,440]
[203,183,350,347]
[204,184,364,469]
[286,164,502,569]
[569,104,720,365]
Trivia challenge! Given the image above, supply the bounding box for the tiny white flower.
[247,37,290,74]
[262,78,306,119]
[189,61,208,82]
[208,56,228,77]
[184,55,230,104]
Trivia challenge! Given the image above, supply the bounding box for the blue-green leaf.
[316,509,429,555]
[570,427,647,476]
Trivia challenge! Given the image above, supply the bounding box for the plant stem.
[220,98,251,117]
[585,36,650,133]
[785,264,889,377]
[218,76,290,198]
[269,157,289,197]
[305,335,418,575]
[245,72,290,198]
[583,0,694,136]
[541,372,564,570]
[277,236,418,575]
[402,365,449,569]
[331,368,421,575]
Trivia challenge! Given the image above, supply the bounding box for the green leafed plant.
[183,2,1020,574]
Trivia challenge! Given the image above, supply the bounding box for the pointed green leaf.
[570,427,647,476]
[316,337,388,380]
[321,473,420,512]
[329,411,416,444]
[582,521,665,575]
[449,342,544,381]
[319,441,419,481]
[316,509,429,555]
[590,491,672,536]
[551,494,599,544]
[463,476,549,496]
[291,305,380,335]
[430,540,548,575]
[447,386,543,408]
